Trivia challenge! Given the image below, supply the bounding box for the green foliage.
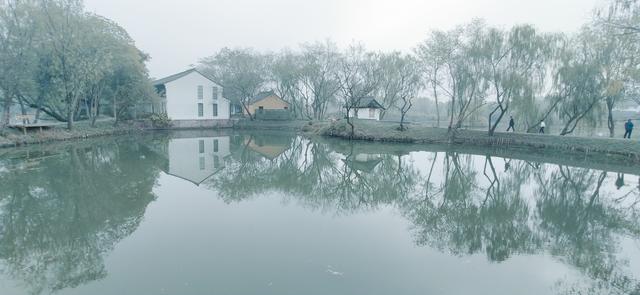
[0,0,154,129]
[149,112,172,128]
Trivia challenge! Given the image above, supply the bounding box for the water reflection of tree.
[0,141,160,294]
[206,134,640,293]
[535,166,640,294]
[205,135,421,214]
[406,155,540,262]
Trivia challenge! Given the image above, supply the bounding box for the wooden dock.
[9,115,64,135]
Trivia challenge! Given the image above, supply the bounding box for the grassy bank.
[314,120,640,162]
[0,121,145,148]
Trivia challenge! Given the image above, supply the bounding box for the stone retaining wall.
[170,119,235,129]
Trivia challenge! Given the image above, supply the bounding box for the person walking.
[539,121,546,134]
[507,116,515,132]
[624,119,634,139]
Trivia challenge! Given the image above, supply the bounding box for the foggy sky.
[84,0,605,79]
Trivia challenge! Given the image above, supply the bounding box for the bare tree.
[200,47,266,120]
[394,54,424,131]
[336,44,380,138]
[297,41,341,120]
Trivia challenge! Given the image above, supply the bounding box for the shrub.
[149,113,172,128]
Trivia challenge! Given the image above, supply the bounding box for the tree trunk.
[67,110,74,130]
[241,100,254,121]
[67,96,74,130]
[345,107,355,139]
[113,94,118,126]
[1,97,11,129]
[431,71,441,127]
[448,97,456,132]
[607,98,615,138]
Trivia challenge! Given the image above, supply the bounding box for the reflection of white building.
[344,153,382,173]
[166,136,231,185]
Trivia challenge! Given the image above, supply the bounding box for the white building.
[166,136,231,186]
[347,97,385,121]
[153,69,231,127]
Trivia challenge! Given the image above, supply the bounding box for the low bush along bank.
[319,120,640,160]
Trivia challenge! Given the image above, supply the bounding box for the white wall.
[164,71,230,121]
[348,108,380,121]
[167,136,231,185]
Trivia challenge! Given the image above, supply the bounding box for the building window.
[213,103,218,117]
[369,108,376,118]
[199,157,205,170]
[214,156,220,169]
[198,103,204,117]
[199,140,205,153]
[212,87,218,100]
[213,139,219,152]
[198,85,203,100]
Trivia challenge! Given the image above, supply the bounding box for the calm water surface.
[0,131,639,295]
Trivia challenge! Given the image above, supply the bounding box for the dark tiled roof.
[152,69,217,86]
[352,97,385,109]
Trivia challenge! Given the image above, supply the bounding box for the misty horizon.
[84,0,603,78]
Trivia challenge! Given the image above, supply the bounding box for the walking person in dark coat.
[507,116,515,132]
[624,119,634,139]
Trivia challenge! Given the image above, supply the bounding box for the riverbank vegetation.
[198,0,640,138]
[0,0,154,130]
[316,119,640,161]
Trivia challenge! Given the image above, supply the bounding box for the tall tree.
[336,44,380,137]
[200,48,266,120]
[482,25,552,136]
[267,49,303,118]
[297,41,341,120]
[0,0,38,128]
[553,32,606,136]
[391,54,424,131]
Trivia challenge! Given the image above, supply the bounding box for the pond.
[0,130,639,295]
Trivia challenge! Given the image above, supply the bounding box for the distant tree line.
[0,0,154,130]
[199,0,640,137]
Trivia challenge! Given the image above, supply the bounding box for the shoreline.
[2,119,640,166]
[313,120,640,163]
[0,119,311,150]
[0,121,146,149]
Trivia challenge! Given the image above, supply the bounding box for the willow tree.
[441,21,489,131]
[482,25,552,136]
[553,32,606,136]
[376,52,405,119]
[416,30,455,127]
[594,2,640,137]
[418,21,494,132]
